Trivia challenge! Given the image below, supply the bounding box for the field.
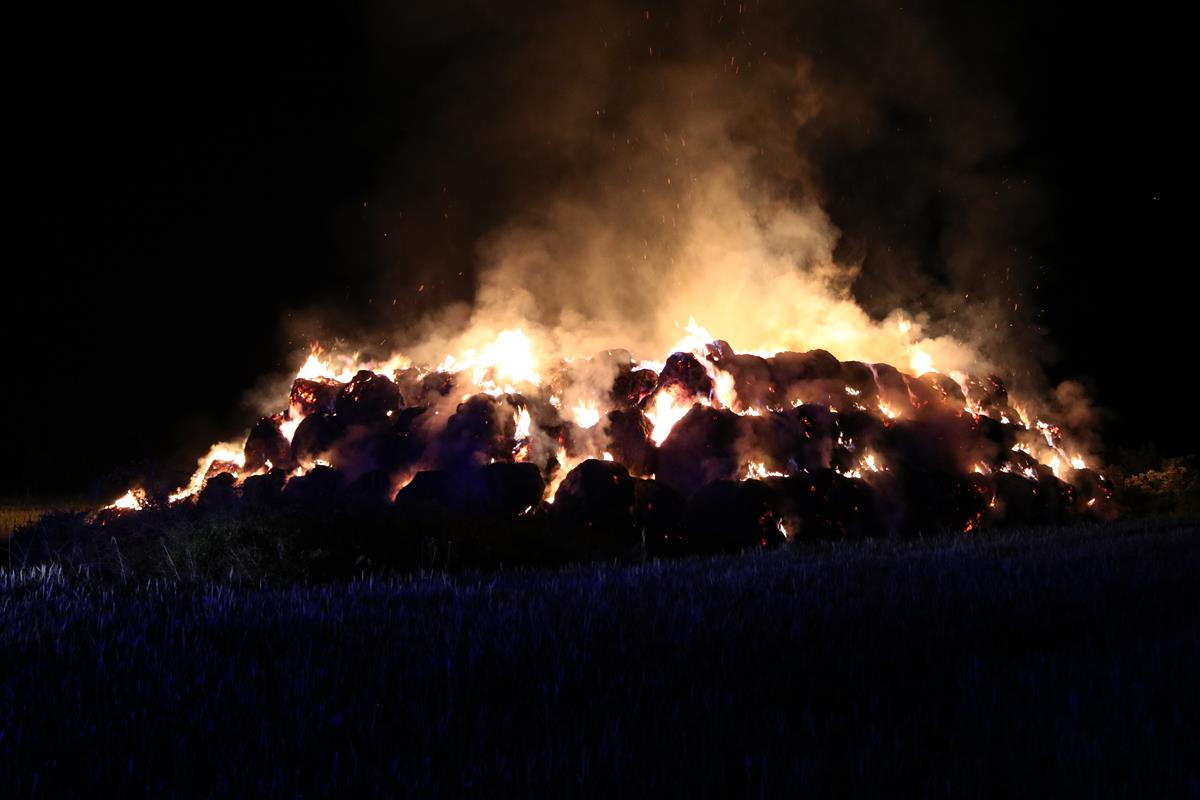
[2,518,1198,797]
[1,502,97,543]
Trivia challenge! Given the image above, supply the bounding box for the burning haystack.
[100,320,1112,556]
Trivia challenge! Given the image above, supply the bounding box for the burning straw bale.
[611,367,660,408]
[708,341,778,411]
[289,377,341,417]
[926,372,967,407]
[657,352,714,399]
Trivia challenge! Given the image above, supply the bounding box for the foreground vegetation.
[2,518,1196,797]
[0,501,95,539]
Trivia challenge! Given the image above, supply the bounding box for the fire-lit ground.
[97,321,1113,553]
[3,518,1196,796]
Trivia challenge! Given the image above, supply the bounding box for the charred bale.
[519,392,564,429]
[771,349,842,383]
[790,404,838,472]
[197,471,238,509]
[683,479,783,552]
[321,419,410,484]
[927,373,967,407]
[472,462,545,518]
[881,412,987,477]
[559,421,604,460]
[634,478,686,555]
[602,409,657,476]
[738,412,804,474]
[870,363,915,416]
[421,370,457,400]
[770,349,844,406]
[334,370,402,425]
[436,394,514,471]
[241,467,287,506]
[394,367,457,408]
[738,404,836,475]
[831,410,888,474]
[564,348,634,386]
[1038,473,1077,522]
[552,459,637,535]
[904,374,946,414]
[973,415,1018,468]
[717,352,777,411]
[657,352,713,399]
[841,361,880,406]
[611,368,660,408]
[342,469,394,515]
[1068,467,1115,517]
[702,339,736,364]
[291,412,344,464]
[963,374,1017,420]
[282,465,342,507]
[597,347,635,366]
[989,471,1042,525]
[244,417,294,473]
[393,470,455,516]
[656,405,741,496]
[373,407,429,473]
[394,369,457,407]
[835,408,888,448]
[893,468,991,534]
[769,471,881,540]
[1005,448,1042,476]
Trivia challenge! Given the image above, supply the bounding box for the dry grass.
[0,502,95,538]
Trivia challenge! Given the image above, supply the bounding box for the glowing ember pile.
[105,320,1113,550]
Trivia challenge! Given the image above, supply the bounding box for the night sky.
[7,1,1190,499]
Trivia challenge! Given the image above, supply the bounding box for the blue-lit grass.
[2,518,1196,796]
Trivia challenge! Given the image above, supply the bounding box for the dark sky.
[7,1,1191,499]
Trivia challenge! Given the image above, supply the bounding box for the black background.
[6,1,1191,499]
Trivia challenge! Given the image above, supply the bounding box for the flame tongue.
[646,386,702,446]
